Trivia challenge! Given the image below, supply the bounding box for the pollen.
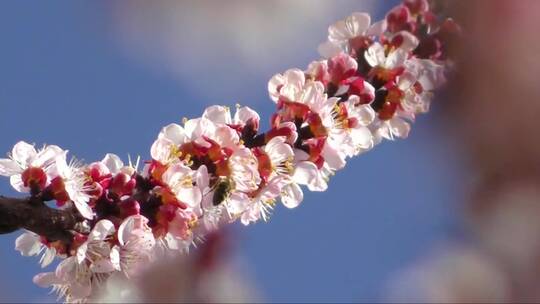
[264,199,276,207]
[169,145,183,160]
[188,216,198,229]
[180,176,193,188]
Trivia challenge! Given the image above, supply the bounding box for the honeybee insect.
[212,177,235,206]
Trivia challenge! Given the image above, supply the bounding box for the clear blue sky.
[0,1,464,302]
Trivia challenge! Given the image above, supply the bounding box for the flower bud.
[119,199,141,218]
[109,173,136,197]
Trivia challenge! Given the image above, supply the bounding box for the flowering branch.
[0,0,460,302]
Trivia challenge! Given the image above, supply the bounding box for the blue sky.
[0,1,464,302]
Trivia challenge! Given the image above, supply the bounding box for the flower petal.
[73,198,94,220]
[33,145,63,168]
[395,30,419,52]
[329,20,350,43]
[102,154,124,175]
[89,220,116,242]
[214,126,240,149]
[77,243,89,264]
[398,72,417,91]
[178,187,202,208]
[0,159,20,176]
[55,256,77,281]
[203,105,232,125]
[118,215,150,246]
[351,126,374,150]
[33,272,61,288]
[234,106,260,126]
[226,192,249,214]
[162,163,192,187]
[265,136,293,165]
[196,165,209,190]
[90,259,115,273]
[356,104,376,126]
[268,73,285,102]
[159,123,187,145]
[70,281,92,300]
[110,246,121,271]
[184,117,215,139]
[40,248,56,268]
[322,143,346,171]
[347,12,371,36]
[364,43,386,67]
[11,141,37,166]
[150,138,173,164]
[367,19,387,36]
[389,118,411,138]
[386,49,407,69]
[281,183,303,209]
[292,161,319,186]
[15,232,42,256]
[10,174,26,192]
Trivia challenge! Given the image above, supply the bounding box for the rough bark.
[0,195,80,243]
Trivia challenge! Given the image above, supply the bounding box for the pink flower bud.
[109,173,136,197]
[119,199,141,217]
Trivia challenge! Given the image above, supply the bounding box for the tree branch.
[0,195,81,244]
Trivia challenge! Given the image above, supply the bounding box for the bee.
[212,177,234,206]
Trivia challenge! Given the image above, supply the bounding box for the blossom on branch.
[0,0,458,301]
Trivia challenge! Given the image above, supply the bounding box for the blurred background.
[2,0,536,302]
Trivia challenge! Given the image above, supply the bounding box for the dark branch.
[0,195,81,244]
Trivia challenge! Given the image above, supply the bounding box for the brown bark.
[0,195,80,243]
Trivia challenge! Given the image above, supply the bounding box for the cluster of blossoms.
[0,1,459,302]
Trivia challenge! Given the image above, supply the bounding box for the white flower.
[406,57,446,91]
[161,163,202,209]
[33,256,97,303]
[234,106,260,127]
[203,105,233,125]
[150,123,189,164]
[202,105,260,127]
[227,177,288,225]
[76,220,117,274]
[183,117,217,141]
[300,81,334,114]
[113,215,156,277]
[365,42,407,71]
[291,149,333,192]
[228,148,261,193]
[101,153,136,176]
[374,117,411,141]
[264,136,294,177]
[273,152,329,209]
[306,60,330,85]
[319,12,387,58]
[364,31,419,72]
[325,96,375,157]
[15,231,57,268]
[268,68,306,103]
[280,182,304,209]
[186,117,241,152]
[52,153,94,219]
[0,141,63,192]
[372,71,420,141]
